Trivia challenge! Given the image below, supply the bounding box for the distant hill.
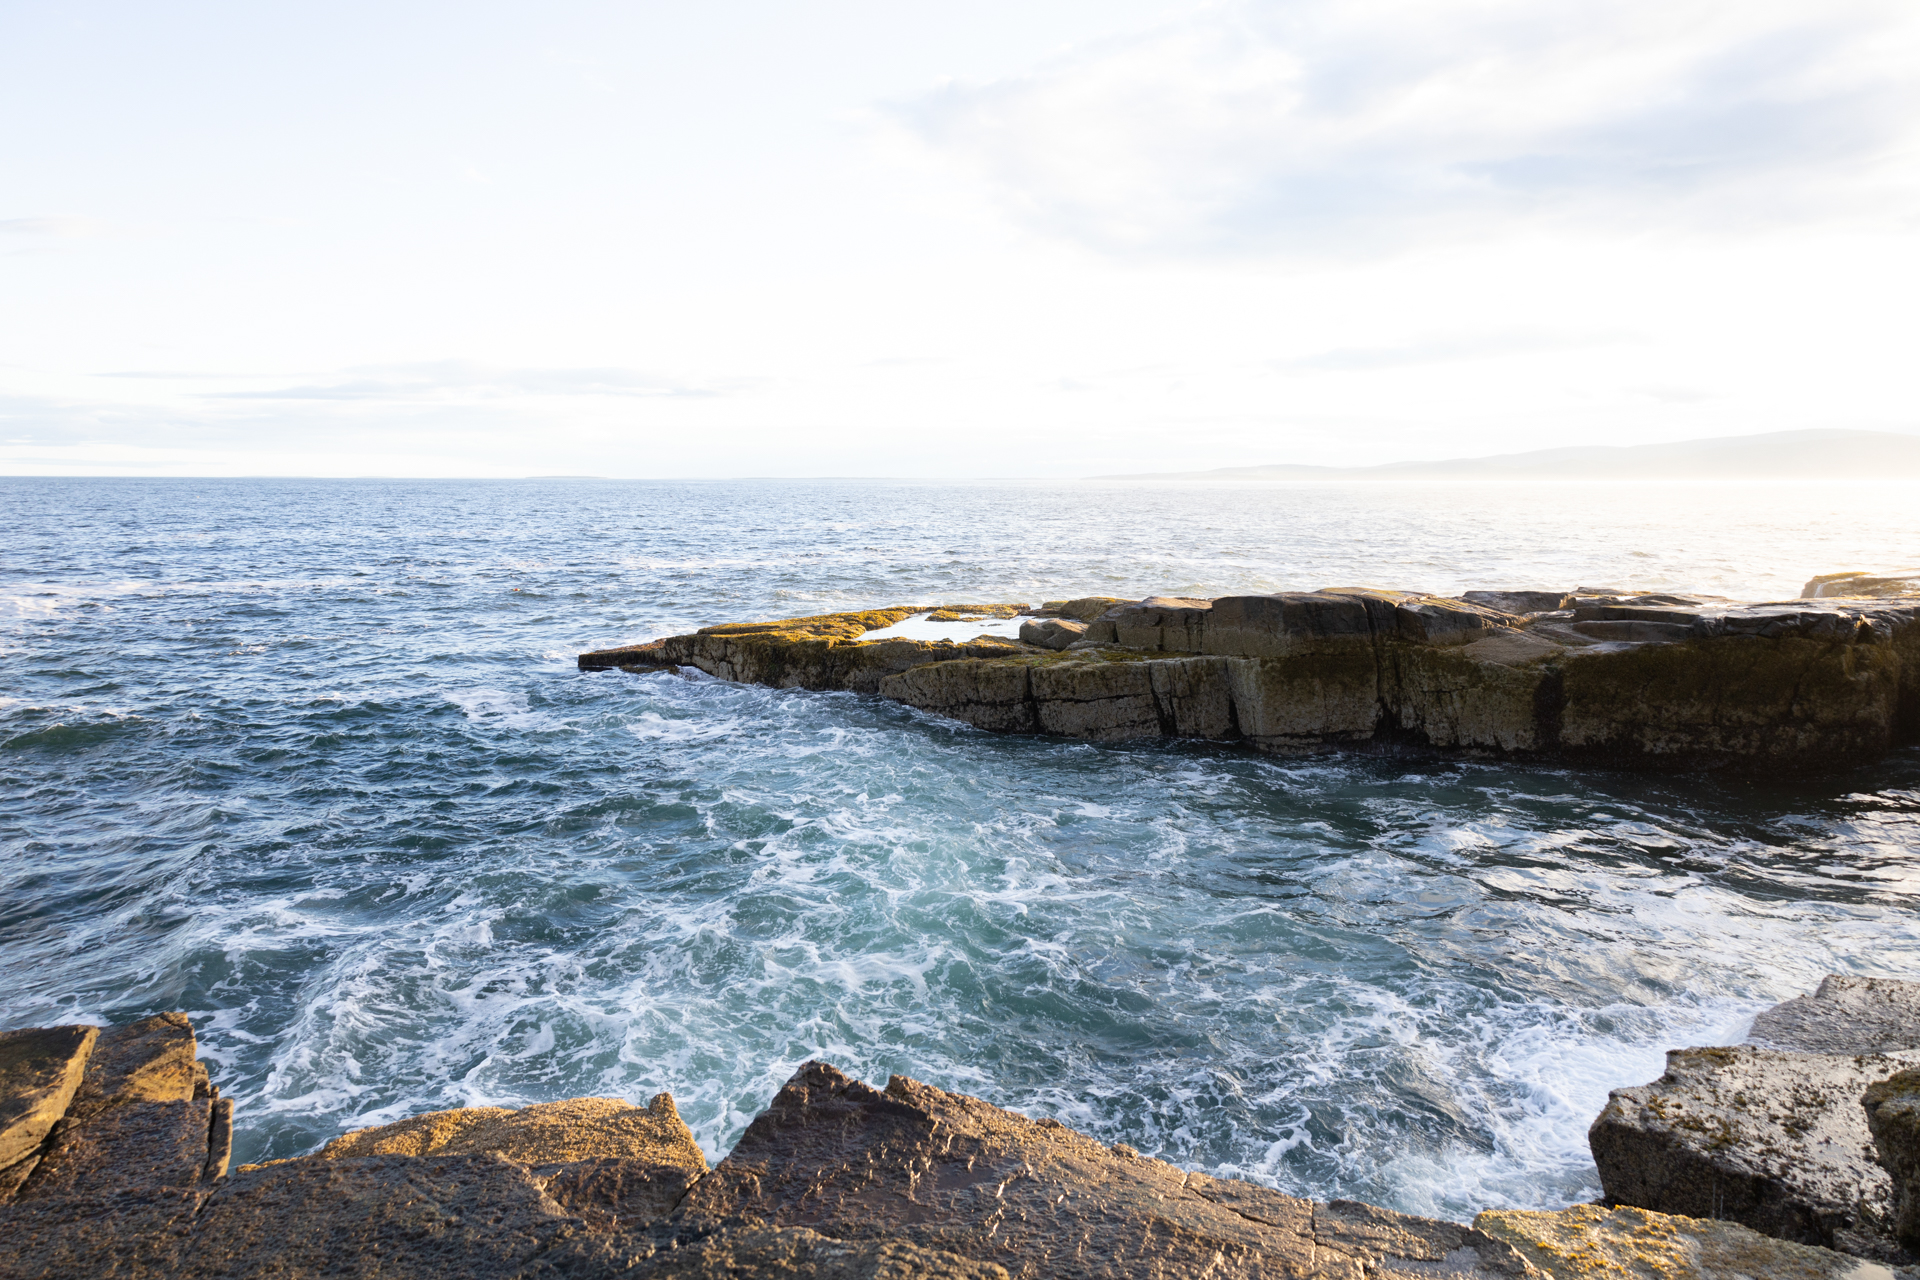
[1092,429,1920,481]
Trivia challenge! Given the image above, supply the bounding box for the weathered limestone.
[1476,1203,1907,1280]
[1590,1045,1910,1260]
[1863,1069,1920,1254]
[584,587,1920,770]
[1751,977,1920,1055]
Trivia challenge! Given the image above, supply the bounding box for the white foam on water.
[441,687,571,734]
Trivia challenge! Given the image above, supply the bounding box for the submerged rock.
[1589,1045,1911,1261]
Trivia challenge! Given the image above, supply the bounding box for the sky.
[3,0,1918,478]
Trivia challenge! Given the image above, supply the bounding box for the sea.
[3,475,1918,1221]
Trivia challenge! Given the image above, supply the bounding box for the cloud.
[1277,329,1644,372]
[0,217,115,237]
[208,361,742,402]
[893,0,1920,256]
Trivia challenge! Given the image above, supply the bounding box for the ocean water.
[3,475,1918,1222]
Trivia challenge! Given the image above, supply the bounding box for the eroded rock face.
[1590,1045,1911,1261]
[1863,1068,1920,1253]
[1476,1203,1904,1280]
[677,1060,1534,1280]
[1750,977,1920,1055]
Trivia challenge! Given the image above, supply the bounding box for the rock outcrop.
[0,1026,98,1198]
[1589,1045,1908,1260]
[1476,1203,1906,1280]
[1589,975,1920,1266]
[1864,1069,1920,1254]
[581,585,1920,770]
[8,1015,1911,1279]
[1805,570,1920,600]
[676,1059,1539,1279]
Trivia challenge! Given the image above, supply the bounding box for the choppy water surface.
[3,476,1918,1220]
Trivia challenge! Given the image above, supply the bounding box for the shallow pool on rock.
[2,476,1917,1223]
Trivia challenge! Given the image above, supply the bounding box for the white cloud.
[895,0,1920,256]
[0,217,115,237]
[203,362,743,403]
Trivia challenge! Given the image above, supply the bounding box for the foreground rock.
[1865,1069,1920,1254]
[1587,976,1920,1267]
[1476,1203,1908,1280]
[0,1026,96,1192]
[677,1059,1538,1279]
[580,583,1920,771]
[1590,1045,1909,1260]
[10,1014,1916,1278]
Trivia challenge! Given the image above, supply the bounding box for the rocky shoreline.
[4,978,1919,1278]
[578,578,1920,771]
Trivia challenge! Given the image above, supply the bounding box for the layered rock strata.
[580,586,1920,769]
[5,1015,1907,1279]
[1590,975,1920,1265]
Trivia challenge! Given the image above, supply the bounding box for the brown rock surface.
[0,1185,212,1280]
[1475,1203,1903,1280]
[190,1152,586,1279]
[0,1024,97,1174]
[678,1059,1534,1280]
[536,1154,706,1230]
[66,1011,206,1124]
[19,1098,217,1200]
[611,1223,1014,1279]
[1015,616,1085,649]
[1589,1045,1910,1260]
[320,1093,707,1173]
[1863,1068,1920,1253]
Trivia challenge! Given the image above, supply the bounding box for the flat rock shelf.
[578,583,1920,771]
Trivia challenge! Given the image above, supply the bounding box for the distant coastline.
[1092,428,1920,482]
